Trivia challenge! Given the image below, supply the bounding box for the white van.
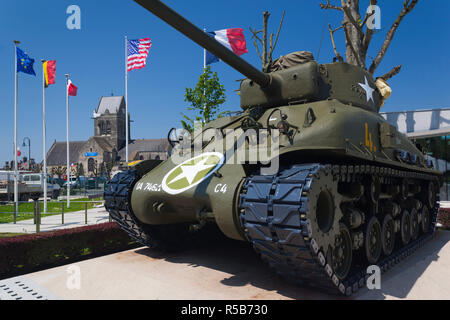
[21,173,61,199]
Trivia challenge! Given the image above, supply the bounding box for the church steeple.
[93,96,128,150]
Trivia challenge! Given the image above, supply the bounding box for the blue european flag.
[16,47,36,76]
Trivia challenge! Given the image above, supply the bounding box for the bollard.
[38,201,41,226]
[34,201,37,225]
[62,202,65,224]
[85,202,88,224]
[13,202,17,225]
[35,200,40,233]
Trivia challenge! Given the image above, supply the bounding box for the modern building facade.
[381,108,450,200]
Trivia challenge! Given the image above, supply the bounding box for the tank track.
[104,170,192,251]
[239,164,439,296]
[104,170,154,246]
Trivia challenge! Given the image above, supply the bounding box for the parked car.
[21,173,61,200]
[63,176,78,189]
[86,177,106,189]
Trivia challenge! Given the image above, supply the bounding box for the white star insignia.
[168,156,216,185]
[358,76,375,103]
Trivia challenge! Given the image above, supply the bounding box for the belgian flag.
[43,60,56,87]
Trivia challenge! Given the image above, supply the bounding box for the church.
[46,95,170,177]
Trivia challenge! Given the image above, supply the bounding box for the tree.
[51,166,66,180]
[181,66,226,132]
[320,0,419,80]
[249,10,285,72]
[73,163,84,178]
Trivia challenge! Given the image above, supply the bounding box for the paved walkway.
[0,206,110,234]
[2,229,448,300]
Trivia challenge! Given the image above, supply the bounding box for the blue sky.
[0,0,449,164]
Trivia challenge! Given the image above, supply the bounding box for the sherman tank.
[105,0,441,295]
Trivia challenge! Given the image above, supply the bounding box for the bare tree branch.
[361,9,375,28]
[253,39,263,60]
[262,11,270,71]
[269,33,274,63]
[249,28,263,45]
[342,22,363,67]
[342,5,364,39]
[249,27,263,60]
[369,0,418,73]
[379,64,402,81]
[328,24,344,62]
[361,0,378,59]
[320,0,343,11]
[269,10,285,58]
[269,33,274,54]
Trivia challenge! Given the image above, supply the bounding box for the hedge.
[0,223,138,280]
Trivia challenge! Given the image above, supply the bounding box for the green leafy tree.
[181,66,226,132]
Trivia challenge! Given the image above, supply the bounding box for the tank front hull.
[130,156,247,241]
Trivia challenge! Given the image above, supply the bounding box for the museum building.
[381,108,450,200]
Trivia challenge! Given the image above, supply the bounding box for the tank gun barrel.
[134,0,272,88]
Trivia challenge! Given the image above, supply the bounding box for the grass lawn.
[0,198,103,224]
[0,232,26,238]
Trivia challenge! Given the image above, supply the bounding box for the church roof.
[90,137,114,152]
[46,141,87,166]
[118,139,170,160]
[95,96,125,115]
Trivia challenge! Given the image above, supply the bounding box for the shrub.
[0,223,138,279]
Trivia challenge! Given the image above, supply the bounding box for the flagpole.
[65,74,70,209]
[125,35,129,164]
[203,28,206,70]
[203,28,206,123]
[41,60,47,213]
[13,40,20,220]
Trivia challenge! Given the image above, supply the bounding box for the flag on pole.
[206,28,247,65]
[67,79,78,96]
[16,47,36,75]
[127,38,152,72]
[43,60,56,87]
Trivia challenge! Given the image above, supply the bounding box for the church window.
[88,158,95,172]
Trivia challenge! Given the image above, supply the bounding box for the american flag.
[127,38,152,72]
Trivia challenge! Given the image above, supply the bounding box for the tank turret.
[136,0,382,111]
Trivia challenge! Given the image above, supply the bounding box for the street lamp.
[22,137,31,170]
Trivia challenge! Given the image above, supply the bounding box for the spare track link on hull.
[104,170,154,247]
[239,164,439,296]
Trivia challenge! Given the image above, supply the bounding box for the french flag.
[206,28,248,65]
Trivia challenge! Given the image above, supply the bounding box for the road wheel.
[381,214,395,256]
[421,206,431,234]
[365,216,382,264]
[410,208,420,240]
[400,209,411,245]
[332,223,352,280]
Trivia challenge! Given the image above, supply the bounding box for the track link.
[239,164,439,296]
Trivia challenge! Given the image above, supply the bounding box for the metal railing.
[0,199,110,233]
